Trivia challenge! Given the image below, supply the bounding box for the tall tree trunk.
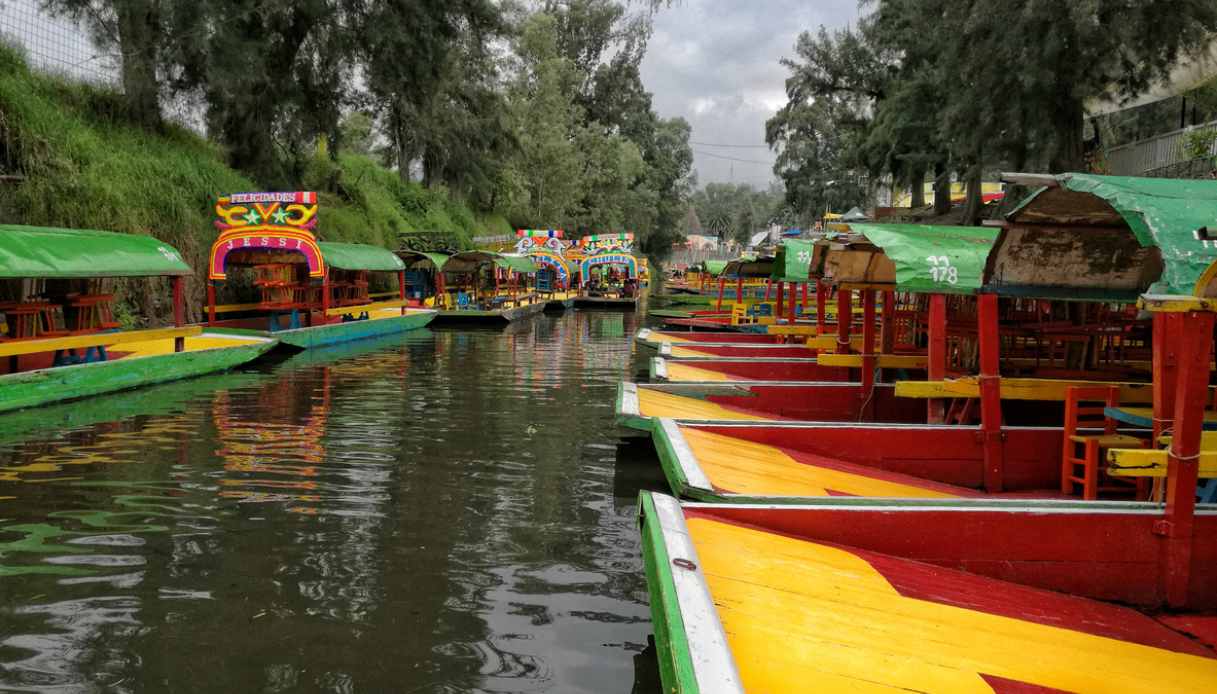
[1049,98,1086,173]
[909,164,926,209]
[933,161,951,216]
[115,0,162,129]
[962,164,983,226]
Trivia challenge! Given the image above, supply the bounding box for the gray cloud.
[640,0,860,188]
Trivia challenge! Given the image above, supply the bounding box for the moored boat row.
[622,173,1217,691]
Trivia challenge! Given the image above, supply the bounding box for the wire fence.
[0,0,120,87]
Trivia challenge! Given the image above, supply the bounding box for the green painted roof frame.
[1006,174,1217,296]
[703,260,728,276]
[317,242,405,273]
[0,225,192,279]
[849,223,1000,295]
[771,240,814,282]
[396,251,450,271]
[496,255,540,274]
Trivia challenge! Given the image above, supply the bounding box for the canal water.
[0,308,668,692]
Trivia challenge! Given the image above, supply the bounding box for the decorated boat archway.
[515,230,571,288]
[579,250,638,284]
[209,192,325,280]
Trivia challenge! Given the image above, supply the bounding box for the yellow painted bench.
[817,353,929,369]
[806,335,868,351]
[325,299,412,317]
[0,325,203,358]
[895,377,1156,403]
[1107,448,1217,478]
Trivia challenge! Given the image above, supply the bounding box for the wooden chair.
[1061,385,1145,500]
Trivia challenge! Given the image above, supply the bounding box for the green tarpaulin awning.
[771,240,814,281]
[703,260,728,276]
[850,223,1000,294]
[0,225,192,278]
[1009,174,1217,295]
[496,256,539,274]
[317,242,406,272]
[397,251,450,270]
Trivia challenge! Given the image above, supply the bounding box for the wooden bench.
[816,353,929,369]
[324,299,413,317]
[895,377,1158,404]
[0,325,202,358]
[1107,448,1217,479]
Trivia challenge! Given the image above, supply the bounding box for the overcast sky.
[639,0,860,189]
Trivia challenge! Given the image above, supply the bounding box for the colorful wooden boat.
[414,250,547,325]
[0,224,276,413]
[615,381,926,432]
[206,192,436,348]
[513,229,577,310]
[574,249,641,309]
[644,174,1217,505]
[635,329,785,349]
[650,356,849,383]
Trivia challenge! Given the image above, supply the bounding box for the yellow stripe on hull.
[637,389,770,421]
[689,518,1217,693]
[664,363,738,382]
[681,428,958,498]
[116,334,267,359]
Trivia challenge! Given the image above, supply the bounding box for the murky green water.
[0,308,666,692]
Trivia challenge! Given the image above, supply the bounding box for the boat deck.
[113,332,274,359]
[658,499,1217,692]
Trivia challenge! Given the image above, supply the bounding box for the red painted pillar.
[173,276,185,353]
[1152,312,1184,441]
[764,279,772,301]
[735,276,744,304]
[788,283,798,325]
[927,294,948,424]
[322,273,331,324]
[977,293,1004,493]
[716,277,726,311]
[775,282,784,321]
[861,289,877,415]
[207,282,217,326]
[836,288,853,354]
[801,282,809,309]
[1162,309,1213,608]
[816,279,827,335]
[398,270,407,314]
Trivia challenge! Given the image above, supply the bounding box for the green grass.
[0,43,498,318]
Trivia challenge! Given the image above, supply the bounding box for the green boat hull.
[217,310,437,350]
[0,340,275,414]
[432,301,547,325]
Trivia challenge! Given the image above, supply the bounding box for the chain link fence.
[0,0,119,86]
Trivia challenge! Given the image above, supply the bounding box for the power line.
[690,141,771,149]
[693,150,773,165]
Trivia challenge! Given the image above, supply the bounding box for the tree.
[44,0,165,128]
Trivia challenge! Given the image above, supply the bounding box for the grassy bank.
[0,44,506,320]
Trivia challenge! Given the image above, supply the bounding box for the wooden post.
[927,294,947,424]
[1152,312,1184,441]
[836,288,852,354]
[788,283,798,325]
[716,277,726,311]
[321,273,330,323]
[736,276,744,304]
[764,279,772,301]
[881,290,896,354]
[801,282,809,309]
[861,289,877,416]
[207,282,217,326]
[816,279,827,334]
[775,282,784,321]
[977,293,1004,493]
[398,270,407,315]
[173,276,185,353]
[1162,309,1214,608]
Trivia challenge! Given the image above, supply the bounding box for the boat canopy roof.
[444,250,501,273]
[840,224,999,294]
[995,173,1217,300]
[495,255,540,274]
[722,256,775,278]
[771,240,814,282]
[703,260,729,276]
[0,225,192,279]
[317,242,405,272]
[396,250,450,271]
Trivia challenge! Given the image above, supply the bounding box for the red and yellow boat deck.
[640,493,1217,693]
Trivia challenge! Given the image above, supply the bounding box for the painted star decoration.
[271,208,289,225]
[245,209,262,224]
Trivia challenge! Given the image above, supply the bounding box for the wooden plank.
[209,301,267,314]
[325,299,412,316]
[807,335,867,350]
[895,377,1157,403]
[1107,448,1217,478]
[766,325,820,336]
[0,326,203,358]
[1139,295,1217,313]
[817,353,928,369]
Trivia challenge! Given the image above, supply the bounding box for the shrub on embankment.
[0,43,505,322]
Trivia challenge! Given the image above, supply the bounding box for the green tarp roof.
[850,223,1000,294]
[496,255,539,274]
[1010,174,1217,295]
[318,242,405,272]
[771,240,814,281]
[704,260,728,276]
[398,250,450,270]
[0,225,191,278]
[723,256,776,278]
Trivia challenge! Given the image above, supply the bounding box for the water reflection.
[0,310,663,692]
